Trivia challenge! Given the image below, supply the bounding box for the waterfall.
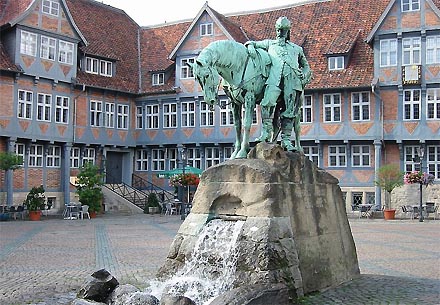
[148,219,244,305]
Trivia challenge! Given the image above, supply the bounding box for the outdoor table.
[63,203,81,220]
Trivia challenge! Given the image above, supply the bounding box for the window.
[351,92,370,121]
[100,60,112,77]
[83,148,95,165]
[40,36,56,60]
[135,106,143,129]
[223,147,234,160]
[301,95,313,123]
[323,94,341,122]
[105,103,115,128]
[20,31,37,56]
[328,56,344,70]
[37,93,51,122]
[42,0,59,16]
[404,146,421,172]
[136,149,148,171]
[29,144,44,167]
[352,145,370,167]
[303,146,319,166]
[146,104,159,129]
[328,145,346,167]
[86,57,99,74]
[220,99,234,126]
[163,103,177,128]
[181,58,195,79]
[55,96,69,123]
[152,149,165,171]
[152,73,164,85]
[90,100,102,127]
[366,192,375,205]
[117,104,129,129]
[241,107,258,125]
[70,147,80,168]
[205,147,220,168]
[352,192,363,206]
[427,36,440,64]
[402,0,419,12]
[402,37,421,65]
[181,101,195,127]
[200,23,213,36]
[167,148,178,170]
[47,145,61,168]
[187,148,202,169]
[403,89,420,120]
[15,143,25,164]
[427,145,440,180]
[58,40,74,65]
[18,90,33,119]
[380,39,397,67]
[427,88,440,120]
[200,102,214,126]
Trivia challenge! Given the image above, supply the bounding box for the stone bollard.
[77,269,119,303]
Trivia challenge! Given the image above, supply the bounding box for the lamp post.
[413,146,425,222]
[180,147,187,221]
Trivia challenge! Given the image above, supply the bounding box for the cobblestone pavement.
[0,214,438,305]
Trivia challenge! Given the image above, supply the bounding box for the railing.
[132,173,175,202]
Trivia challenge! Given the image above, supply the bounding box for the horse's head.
[189,59,220,109]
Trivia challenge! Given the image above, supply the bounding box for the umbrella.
[156,166,203,178]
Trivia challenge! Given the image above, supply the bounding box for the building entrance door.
[106,152,123,183]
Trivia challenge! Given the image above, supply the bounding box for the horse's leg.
[236,93,255,159]
[230,102,242,159]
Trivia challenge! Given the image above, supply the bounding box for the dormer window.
[42,0,59,16]
[100,60,112,77]
[152,73,164,86]
[181,58,195,79]
[328,56,344,71]
[402,0,419,12]
[86,57,98,74]
[200,23,213,36]
[86,56,113,77]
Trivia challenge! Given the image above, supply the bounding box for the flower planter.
[29,210,41,221]
[383,209,396,220]
[89,211,97,218]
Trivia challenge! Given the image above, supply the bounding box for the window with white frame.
[220,99,234,126]
[402,37,421,65]
[86,57,99,74]
[404,145,421,172]
[352,145,370,167]
[42,0,59,16]
[15,143,25,165]
[70,147,80,168]
[301,95,313,123]
[205,147,220,168]
[402,0,419,12]
[37,93,51,122]
[163,103,177,128]
[117,104,129,129]
[152,149,165,171]
[181,101,195,127]
[352,92,370,121]
[55,96,69,123]
[241,107,258,124]
[152,73,164,85]
[135,149,148,171]
[181,58,195,79]
[328,56,344,70]
[200,102,214,126]
[90,100,102,127]
[323,94,341,122]
[223,147,234,160]
[303,146,319,166]
[29,144,44,167]
[83,148,95,165]
[200,23,213,36]
[47,145,61,167]
[403,89,420,120]
[167,148,178,169]
[380,39,397,67]
[427,145,440,180]
[328,145,346,167]
[146,104,159,129]
[105,103,115,128]
[40,36,56,60]
[58,40,74,65]
[135,106,143,129]
[100,60,112,77]
[18,90,33,119]
[427,88,440,120]
[187,148,201,169]
[427,36,440,64]
[20,31,37,56]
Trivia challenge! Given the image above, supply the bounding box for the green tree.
[76,162,104,213]
[374,164,404,210]
[0,152,23,205]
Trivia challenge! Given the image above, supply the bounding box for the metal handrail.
[132,173,175,202]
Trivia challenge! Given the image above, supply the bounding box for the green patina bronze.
[191,16,312,158]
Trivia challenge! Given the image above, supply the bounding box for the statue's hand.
[246,42,257,58]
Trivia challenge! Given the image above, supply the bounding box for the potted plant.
[145,193,161,214]
[374,164,404,220]
[23,185,45,221]
[76,163,103,218]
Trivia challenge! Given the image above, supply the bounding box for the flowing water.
[147,219,245,305]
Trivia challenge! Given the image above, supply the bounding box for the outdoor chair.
[400,205,413,219]
[14,205,25,220]
[80,205,90,219]
[165,201,177,215]
[425,203,437,220]
[359,204,373,218]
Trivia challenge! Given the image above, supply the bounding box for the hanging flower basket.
[169,173,200,187]
[403,171,435,187]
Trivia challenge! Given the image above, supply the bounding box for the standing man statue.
[246,16,312,151]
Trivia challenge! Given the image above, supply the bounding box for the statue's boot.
[255,119,273,142]
[280,119,295,151]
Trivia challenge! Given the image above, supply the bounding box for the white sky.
[99,0,307,26]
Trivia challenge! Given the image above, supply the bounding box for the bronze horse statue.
[191,40,300,159]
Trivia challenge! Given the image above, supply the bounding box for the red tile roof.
[0,42,21,72]
[0,0,34,27]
